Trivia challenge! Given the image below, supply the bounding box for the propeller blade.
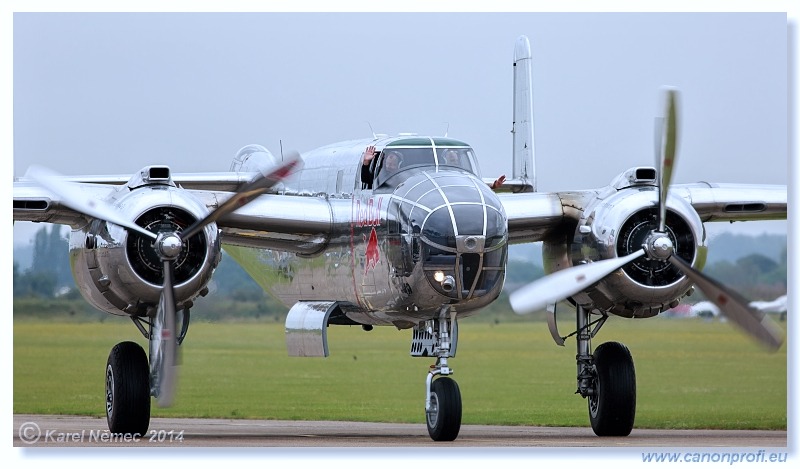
[510,249,646,315]
[180,153,302,240]
[657,88,679,233]
[653,116,664,172]
[26,165,157,240]
[668,255,784,351]
[151,260,178,407]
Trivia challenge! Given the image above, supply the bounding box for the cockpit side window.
[360,147,379,190]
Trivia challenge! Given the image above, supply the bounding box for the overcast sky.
[10,12,791,244]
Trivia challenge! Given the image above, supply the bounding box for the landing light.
[433,271,445,283]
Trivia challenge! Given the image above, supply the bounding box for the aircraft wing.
[670,183,787,222]
[193,189,337,255]
[13,170,265,225]
[16,171,261,191]
[13,173,337,255]
[497,191,575,244]
[16,171,787,252]
[749,295,787,314]
[13,179,118,226]
[499,182,787,245]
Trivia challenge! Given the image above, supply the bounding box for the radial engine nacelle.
[70,166,221,317]
[544,167,707,318]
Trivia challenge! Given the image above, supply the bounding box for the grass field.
[13,316,787,430]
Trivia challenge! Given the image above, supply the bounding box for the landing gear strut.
[413,306,462,441]
[574,305,636,436]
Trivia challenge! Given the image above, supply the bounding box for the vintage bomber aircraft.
[13,36,786,442]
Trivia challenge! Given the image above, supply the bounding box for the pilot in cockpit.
[442,149,463,168]
[440,148,505,189]
[382,151,403,174]
[361,145,404,189]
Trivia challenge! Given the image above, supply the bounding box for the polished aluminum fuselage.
[221,137,507,327]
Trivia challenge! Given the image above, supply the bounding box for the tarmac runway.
[13,414,787,448]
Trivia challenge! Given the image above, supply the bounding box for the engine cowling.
[543,176,707,318]
[69,168,221,316]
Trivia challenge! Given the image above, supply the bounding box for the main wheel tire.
[106,341,151,435]
[588,341,636,436]
[426,377,462,441]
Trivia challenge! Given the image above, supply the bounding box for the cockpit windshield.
[372,144,479,188]
[437,148,476,173]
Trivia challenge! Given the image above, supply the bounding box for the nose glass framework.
[396,172,507,300]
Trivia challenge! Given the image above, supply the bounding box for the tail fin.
[511,35,536,192]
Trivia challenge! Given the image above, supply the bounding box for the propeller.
[28,153,302,404]
[668,255,783,350]
[509,249,646,315]
[657,88,677,233]
[150,260,178,406]
[510,89,784,351]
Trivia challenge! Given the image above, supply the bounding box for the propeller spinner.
[509,89,783,351]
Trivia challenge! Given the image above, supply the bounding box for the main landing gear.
[558,304,636,436]
[412,306,462,441]
[105,341,149,434]
[105,308,190,434]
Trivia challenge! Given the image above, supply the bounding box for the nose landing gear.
[412,306,462,441]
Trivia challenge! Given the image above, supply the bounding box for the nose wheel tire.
[106,341,151,435]
[588,341,636,436]
[426,377,462,441]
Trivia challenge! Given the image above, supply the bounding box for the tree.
[737,253,778,276]
[503,259,544,292]
[760,244,787,287]
[702,250,786,302]
[14,258,57,298]
[15,225,71,298]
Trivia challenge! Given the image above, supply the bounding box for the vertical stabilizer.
[512,35,536,192]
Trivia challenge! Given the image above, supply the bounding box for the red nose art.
[364,227,380,274]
